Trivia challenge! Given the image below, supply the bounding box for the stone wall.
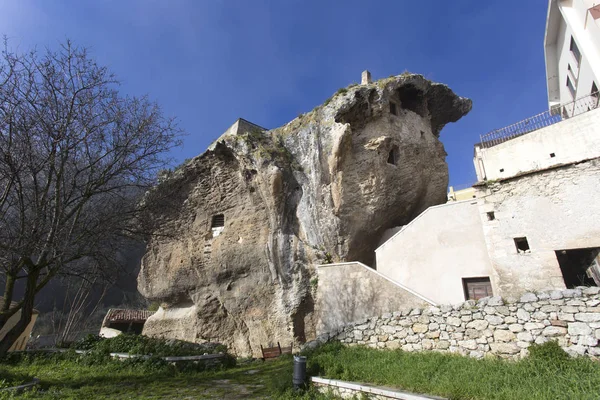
[317,287,600,359]
[477,157,600,299]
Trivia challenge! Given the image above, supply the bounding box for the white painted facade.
[545,0,600,108]
[375,200,495,305]
[474,107,600,181]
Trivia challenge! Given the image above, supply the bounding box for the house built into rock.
[315,0,600,339]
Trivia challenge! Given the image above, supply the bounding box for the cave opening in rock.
[387,145,399,165]
[397,84,427,117]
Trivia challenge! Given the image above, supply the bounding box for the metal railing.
[479,92,600,148]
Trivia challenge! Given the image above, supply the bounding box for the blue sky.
[0,1,549,187]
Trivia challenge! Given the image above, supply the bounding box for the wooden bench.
[260,342,292,360]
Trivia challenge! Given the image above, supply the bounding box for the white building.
[545,0,600,108]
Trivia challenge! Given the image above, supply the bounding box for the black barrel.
[292,355,307,389]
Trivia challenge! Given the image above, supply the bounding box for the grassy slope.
[306,342,600,400]
[2,342,599,399]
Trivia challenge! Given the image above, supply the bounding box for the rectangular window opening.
[592,82,599,100]
[550,152,556,158]
[556,248,600,288]
[389,102,398,116]
[486,211,495,221]
[211,214,225,228]
[570,37,582,67]
[567,76,576,99]
[463,277,493,301]
[514,237,530,254]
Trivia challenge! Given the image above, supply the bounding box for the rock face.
[138,73,471,356]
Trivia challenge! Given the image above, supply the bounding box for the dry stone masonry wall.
[320,287,600,359]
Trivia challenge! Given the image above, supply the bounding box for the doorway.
[555,247,600,288]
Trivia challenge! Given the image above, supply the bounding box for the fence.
[480,92,600,148]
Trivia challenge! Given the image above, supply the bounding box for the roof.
[104,309,155,323]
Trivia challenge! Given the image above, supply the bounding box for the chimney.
[361,70,372,85]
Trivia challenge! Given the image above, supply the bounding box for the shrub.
[72,334,227,357]
[527,340,570,363]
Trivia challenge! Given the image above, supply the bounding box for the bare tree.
[0,39,182,355]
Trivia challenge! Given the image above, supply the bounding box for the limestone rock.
[138,74,471,356]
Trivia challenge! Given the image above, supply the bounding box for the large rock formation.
[138,73,472,356]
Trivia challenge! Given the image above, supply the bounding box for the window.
[567,76,576,99]
[463,277,493,300]
[570,37,582,67]
[211,214,225,237]
[550,153,556,158]
[387,145,399,165]
[514,237,530,254]
[486,211,495,221]
[211,214,225,228]
[389,102,398,116]
[592,82,599,100]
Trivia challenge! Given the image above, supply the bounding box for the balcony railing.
[479,92,600,148]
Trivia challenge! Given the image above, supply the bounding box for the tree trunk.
[0,273,17,330]
[0,270,38,357]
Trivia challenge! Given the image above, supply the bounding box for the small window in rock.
[387,145,399,165]
[499,168,504,173]
[211,214,225,228]
[550,153,556,158]
[487,211,495,221]
[592,82,599,101]
[389,102,398,116]
[514,237,530,254]
[463,277,493,300]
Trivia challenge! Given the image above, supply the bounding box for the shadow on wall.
[315,263,428,335]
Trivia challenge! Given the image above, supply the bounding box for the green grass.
[3,341,596,399]
[305,341,600,400]
[0,352,333,399]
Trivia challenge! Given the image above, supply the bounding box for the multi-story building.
[545,0,600,109]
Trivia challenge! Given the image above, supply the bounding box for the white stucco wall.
[478,157,600,299]
[474,107,600,181]
[315,262,433,335]
[545,0,600,107]
[375,200,495,305]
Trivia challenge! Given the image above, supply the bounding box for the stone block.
[578,335,598,347]
[458,339,478,350]
[540,305,559,313]
[508,324,524,333]
[490,342,520,355]
[485,315,504,325]
[520,292,538,303]
[568,322,592,336]
[436,340,450,350]
[532,311,548,320]
[517,332,534,342]
[412,323,428,333]
[516,309,530,321]
[487,296,504,306]
[558,313,575,322]
[550,290,564,300]
[575,313,600,322]
[447,317,461,327]
[496,306,510,316]
[524,322,545,331]
[551,320,568,327]
[494,330,516,342]
[542,326,567,337]
[583,287,600,296]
